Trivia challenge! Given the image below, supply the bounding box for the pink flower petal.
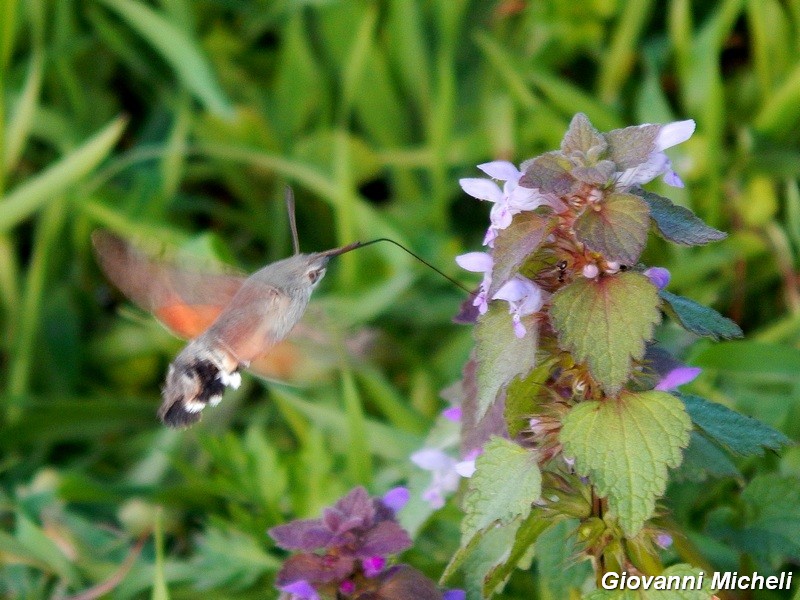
[455,252,493,273]
[442,406,462,422]
[655,120,695,151]
[477,160,521,182]
[410,448,453,471]
[459,178,503,202]
[617,152,670,187]
[644,267,671,290]
[655,366,702,391]
[454,460,476,478]
[663,168,685,188]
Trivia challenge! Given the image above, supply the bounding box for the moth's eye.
[308,268,325,284]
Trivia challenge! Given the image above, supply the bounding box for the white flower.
[616,120,695,188]
[455,252,493,314]
[410,448,462,509]
[460,161,548,246]
[492,275,547,337]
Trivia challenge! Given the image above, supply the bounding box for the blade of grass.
[6,199,66,411]
[3,47,43,173]
[95,0,233,117]
[0,0,18,68]
[341,369,372,484]
[598,0,655,104]
[151,509,169,600]
[0,116,126,233]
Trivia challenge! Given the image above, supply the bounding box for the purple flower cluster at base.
[270,486,463,600]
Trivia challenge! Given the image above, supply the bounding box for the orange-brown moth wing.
[92,230,246,338]
[92,231,354,385]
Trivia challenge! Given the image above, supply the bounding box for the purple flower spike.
[339,580,356,595]
[362,555,386,578]
[382,487,410,513]
[443,590,467,600]
[655,366,702,391]
[279,580,319,600]
[644,267,671,290]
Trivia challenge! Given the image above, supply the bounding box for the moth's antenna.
[285,186,301,255]
[323,237,475,295]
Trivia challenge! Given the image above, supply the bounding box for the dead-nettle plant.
[411,113,791,597]
[269,487,465,600]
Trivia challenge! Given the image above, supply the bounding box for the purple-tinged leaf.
[461,355,509,458]
[573,192,650,264]
[276,553,355,586]
[551,273,661,395]
[518,152,575,195]
[659,290,743,340]
[604,124,660,170]
[490,212,555,296]
[634,189,727,246]
[560,113,607,156]
[571,160,615,185]
[331,486,375,527]
[269,519,334,551]
[359,566,443,600]
[356,521,413,557]
[679,393,790,456]
[474,305,539,422]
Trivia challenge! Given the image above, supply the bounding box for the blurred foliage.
[0,0,799,598]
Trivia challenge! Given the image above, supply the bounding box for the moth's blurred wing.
[247,306,372,385]
[92,230,246,338]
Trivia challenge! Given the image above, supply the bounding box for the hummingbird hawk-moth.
[93,189,367,427]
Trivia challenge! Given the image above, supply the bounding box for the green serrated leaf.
[561,113,607,156]
[475,304,539,422]
[504,357,557,437]
[560,391,691,536]
[585,564,714,599]
[484,512,553,595]
[679,393,790,456]
[536,518,593,600]
[674,431,740,483]
[604,123,660,170]
[490,212,555,295]
[635,189,727,246]
[551,273,661,394]
[461,519,521,599]
[519,151,575,195]
[736,474,800,561]
[462,438,542,544]
[574,192,650,263]
[659,290,743,340]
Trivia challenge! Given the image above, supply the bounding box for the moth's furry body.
[92,228,355,427]
[158,253,329,426]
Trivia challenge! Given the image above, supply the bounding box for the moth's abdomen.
[159,340,240,427]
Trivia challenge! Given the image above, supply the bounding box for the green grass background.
[1,0,799,598]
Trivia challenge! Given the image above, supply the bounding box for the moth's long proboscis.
[323,237,474,295]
